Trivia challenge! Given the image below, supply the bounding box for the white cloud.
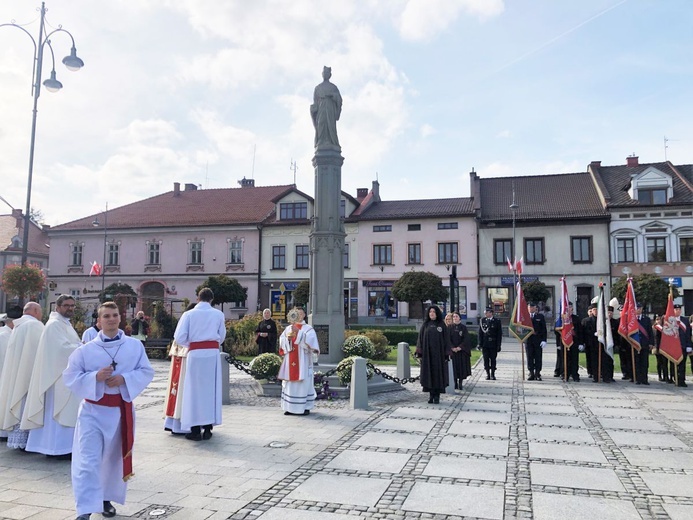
[420,124,436,138]
[496,130,511,138]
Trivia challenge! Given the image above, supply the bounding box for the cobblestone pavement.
[1,341,692,520]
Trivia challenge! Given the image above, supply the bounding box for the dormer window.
[628,167,673,205]
[279,202,307,220]
[637,188,667,205]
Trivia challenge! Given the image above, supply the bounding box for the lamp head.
[43,70,63,93]
[62,47,85,72]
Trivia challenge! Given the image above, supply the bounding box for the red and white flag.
[89,261,102,276]
[556,277,574,349]
[515,256,524,275]
[618,277,641,353]
[506,256,513,273]
[509,280,534,342]
[658,285,684,364]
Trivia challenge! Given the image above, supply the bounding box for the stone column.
[309,147,346,363]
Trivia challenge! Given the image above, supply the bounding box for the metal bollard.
[349,356,369,410]
[221,352,231,405]
[446,359,455,394]
[397,342,411,380]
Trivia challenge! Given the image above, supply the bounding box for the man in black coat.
[525,302,547,381]
[563,302,583,382]
[478,307,502,380]
[601,306,618,383]
[582,304,598,382]
[634,303,653,385]
[673,304,692,387]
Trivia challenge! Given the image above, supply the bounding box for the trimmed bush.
[342,334,375,358]
[381,329,418,345]
[336,356,374,386]
[249,353,282,380]
[224,312,263,356]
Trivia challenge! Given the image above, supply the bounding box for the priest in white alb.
[278,307,320,416]
[63,301,154,520]
[0,306,22,441]
[0,302,44,449]
[21,295,82,457]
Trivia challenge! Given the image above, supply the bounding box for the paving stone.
[639,473,693,497]
[621,449,693,469]
[597,418,669,431]
[662,504,693,520]
[388,407,446,419]
[530,463,625,492]
[352,431,426,450]
[525,425,594,444]
[590,407,652,418]
[257,508,355,519]
[448,421,510,438]
[528,443,607,463]
[460,401,512,412]
[402,482,504,519]
[524,404,576,414]
[286,474,391,506]
[605,430,688,448]
[372,417,436,433]
[532,492,640,520]
[523,396,572,405]
[423,455,506,482]
[455,410,511,423]
[582,398,638,408]
[326,450,411,473]
[677,421,693,433]
[437,436,508,456]
[525,414,586,428]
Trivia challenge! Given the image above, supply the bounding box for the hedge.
[347,328,478,349]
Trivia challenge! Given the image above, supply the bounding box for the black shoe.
[636,382,642,385]
[642,382,650,386]
[76,515,90,520]
[486,375,491,380]
[536,374,542,381]
[553,372,560,377]
[527,374,535,381]
[202,429,213,440]
[303,410,310,415]
[47,453,72,461]
[678,382,688,387]
[185,432,202,441]
[103,501,116,518]
[433,396,440,404]
[667,379,675,384]
[427,397,434,404]
[621,375,629,380]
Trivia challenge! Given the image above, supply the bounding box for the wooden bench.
[144,338,172,359]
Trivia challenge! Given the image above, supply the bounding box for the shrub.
[342,334,375,358]
[381,329,418,345]
[336,356,374,386]
[362,330,390,360]
[249,353,282,380]
[224,312,263,356]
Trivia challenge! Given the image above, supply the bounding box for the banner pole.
[598,343,602,383]
[564,343,568,382]
[521,342,525,381]
[631,345,636,383]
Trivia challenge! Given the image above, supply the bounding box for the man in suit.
[525,302,547,381]
[634,302,653,385]
[478,307,502,380]
[674,304,692,387]
[581,304,598,381]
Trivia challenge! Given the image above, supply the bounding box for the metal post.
[101,203,108,293]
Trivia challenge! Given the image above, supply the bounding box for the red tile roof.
[355,198,475,221]
[0,214,49,256]
[52,185,296,231]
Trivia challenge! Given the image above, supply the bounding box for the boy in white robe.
[63,302,154,520]
[278,308,320,415]
[22,295,82,457]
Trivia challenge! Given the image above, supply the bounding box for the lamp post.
[510,182,519,304]
[92,203,108,294]
[1,2,84,265]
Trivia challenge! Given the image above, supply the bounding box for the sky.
[0,0,691,226]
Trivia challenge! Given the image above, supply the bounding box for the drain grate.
[133,504,183,518]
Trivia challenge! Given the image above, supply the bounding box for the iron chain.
[367,362,420,385]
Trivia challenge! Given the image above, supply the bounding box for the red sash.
[86,393,134,481]
[188,340,219,351]
[282,324,302,381]
[165,356,183,417]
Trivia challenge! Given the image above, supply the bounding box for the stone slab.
[523,396,572,405]
[461,401,511,412]
[448,421,510,438]
[437,436,508,456]
[258,509,355,520]
[529,443,607,463]
[622,449,693,469]
[676,421,693,433]
[352,431,425,450]
[286,474,391,506]
[525,404,576,415]
[525,414,586,428]
[402,482,504,519]
[372,417,435,433]
[388,407,446,419]
[455,410,511,423]
[526,425,594,444]
[532,492,640,520]
[606,430,687,448]
[590,407,651,418]
[583,398,637,408]
[658,409,693,422]
[598,418,668,431]
[326,450,411,474]
[654,401,693,411]
[530,463,625,492]
[663,504,693,520]
[423,455,506,482]
[640,473,693,497]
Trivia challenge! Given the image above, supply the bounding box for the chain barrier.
[367,362,420,384]
[224,352,254,376]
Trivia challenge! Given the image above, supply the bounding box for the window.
[437,222,458,230]
[107,243,119,266]
[616,238,635,263]
[373,225,392,232]
[408,224,421,231]
[340,199,346,218]
[647,237,667,262]
[681,237,693,262]
[295,244,309,269]
[279,202,307,220]
[70,244,83,266]
[228,240,243,264]
[189,241,203,264]
[272,245,286,269]
[343,243,350,269]
[524,238,544,264]
[638,188,667,205]
[408,243,422,264]
[148,242,160,265]
[494,239,512,265]
[373,244,392,265]
[438,242,458,264]
[571,236,592,263]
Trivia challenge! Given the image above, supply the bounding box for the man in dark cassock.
[582,304,598,382]
[634,302,653,385]
[415,305,451,404]
[255,309,278,354]
[561,302,583,382]
[449,312,472,389]
[525,302,547,381]
[478,307,502,381]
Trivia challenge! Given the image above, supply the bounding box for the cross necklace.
[100,343,122,370]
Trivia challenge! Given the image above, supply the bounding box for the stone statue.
[310,66,342,150]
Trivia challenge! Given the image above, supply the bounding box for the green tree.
[293,280,310,307]
[196,275,246,310]
[99,282,137,303]
[521,280,551,305]
[391,271,447,316]
[0,263,46,302]
[611,274,679,315]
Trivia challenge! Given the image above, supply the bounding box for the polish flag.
[515,256,524,275]
[89,261,102,276]
[506,256,513,273]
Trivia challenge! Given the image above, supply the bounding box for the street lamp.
[1,2,85,265]
[92,203,108,294]
[510,182,519,302]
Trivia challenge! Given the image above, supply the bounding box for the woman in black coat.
[449,312,472,390]
[416,305,452,404]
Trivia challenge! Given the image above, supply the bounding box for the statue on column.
[310,66,342,150]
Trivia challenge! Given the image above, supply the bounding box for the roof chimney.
[590,161,601,168]
[184,183,198,191]
[371,180,381,202]
[356,188,368,200]
[626,155,639,167]
[173,182,180,196]
[238,177,255,188]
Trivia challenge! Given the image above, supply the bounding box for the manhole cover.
[149,510,167,517]
[267,441,292,448]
